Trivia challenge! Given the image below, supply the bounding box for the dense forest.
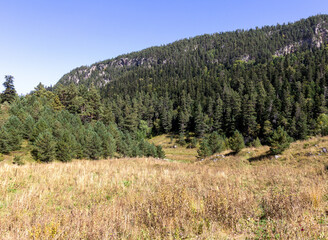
[0,77,165,162]
[58,16,328,142]
[1,15,328,160]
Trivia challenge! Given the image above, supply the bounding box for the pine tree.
[213,97,223,132]
[156,145,166,159]
[32,118,49,142]
[31,131,56,162]
[197,139,212,158]
[263,120,273,141]
[195,103,207,138]
[84,129,103,160]
[0,127,10,154]
[23,115,35,140]
[208,132,225,154]
[1,75,17,104]
[316,113,328,136]
[56,130,76,162]
[269,126,291,155]
[228,130,245,153]
[4,116,23,151]
[250,137,262,148]
[242,94,258,138]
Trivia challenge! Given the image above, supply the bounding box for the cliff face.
[274,21,328,56]
[57,15,328,89]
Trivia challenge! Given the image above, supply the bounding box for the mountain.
[58,15,328,88]
[52,14,328,145]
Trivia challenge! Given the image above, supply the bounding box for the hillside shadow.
[248,151,272,162]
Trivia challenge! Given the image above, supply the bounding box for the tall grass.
[0,137,327,239]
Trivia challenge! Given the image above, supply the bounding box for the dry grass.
[149,135,198,162]
[0,137,328,239]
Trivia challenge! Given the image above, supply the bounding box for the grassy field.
[0,136,327,239]
[149,134,198,162]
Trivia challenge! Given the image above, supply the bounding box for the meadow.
[0,136,327,239]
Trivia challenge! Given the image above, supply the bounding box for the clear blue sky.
[0,0,327,94]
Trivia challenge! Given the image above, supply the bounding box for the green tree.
[195,103,207,138]
[4,116,23,151]
[56,130,76,162]
[0,127,10,154]
[23,115,35,140]
[156,145,166,159]
[208,132,225,154]
[316,113,328,136]
[31,131,56,162]
[250,137,262,148]
[197,139,212,158]
[269,126,291,155]
[84,129,103,160]
[228,130,245,153]
[1,75,17,104]
[213,97,223,132]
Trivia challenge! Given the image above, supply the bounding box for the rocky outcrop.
[274,21,328,57]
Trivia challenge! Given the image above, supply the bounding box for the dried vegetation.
[0,137,327,239]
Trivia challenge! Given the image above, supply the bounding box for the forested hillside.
[1,15,328,161]
[56,15,328,147]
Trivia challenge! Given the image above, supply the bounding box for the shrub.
[13,155,24,166]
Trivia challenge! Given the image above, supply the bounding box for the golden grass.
[149,135,198,162]
[0,137,327,239]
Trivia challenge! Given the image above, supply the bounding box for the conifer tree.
[269,126,291,155]
[4,116,23,151]
[0,127,10,154]
[56,130,76,162]
[228,130,245,153]
[197,139,212,158]
[156,145,166,159]
[316,113,328,136]
[31,131,56,162]
[84,129,103,160]
[1,75,17,104]
[208,132,225,154]
[23,115,35,140]
[195,103,207,138]
[213,97,223,132]
[32,118,49,142]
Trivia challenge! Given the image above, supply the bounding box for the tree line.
[0,79,165,162]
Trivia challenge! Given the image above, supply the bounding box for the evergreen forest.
[1,15,328,160]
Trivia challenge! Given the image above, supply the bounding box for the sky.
[0,0,328,94]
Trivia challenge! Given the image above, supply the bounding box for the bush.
[188,138,198,149]
[13,155,24,166]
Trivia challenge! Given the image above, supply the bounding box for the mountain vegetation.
[1,15,328,160]
[55,14,328,151]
